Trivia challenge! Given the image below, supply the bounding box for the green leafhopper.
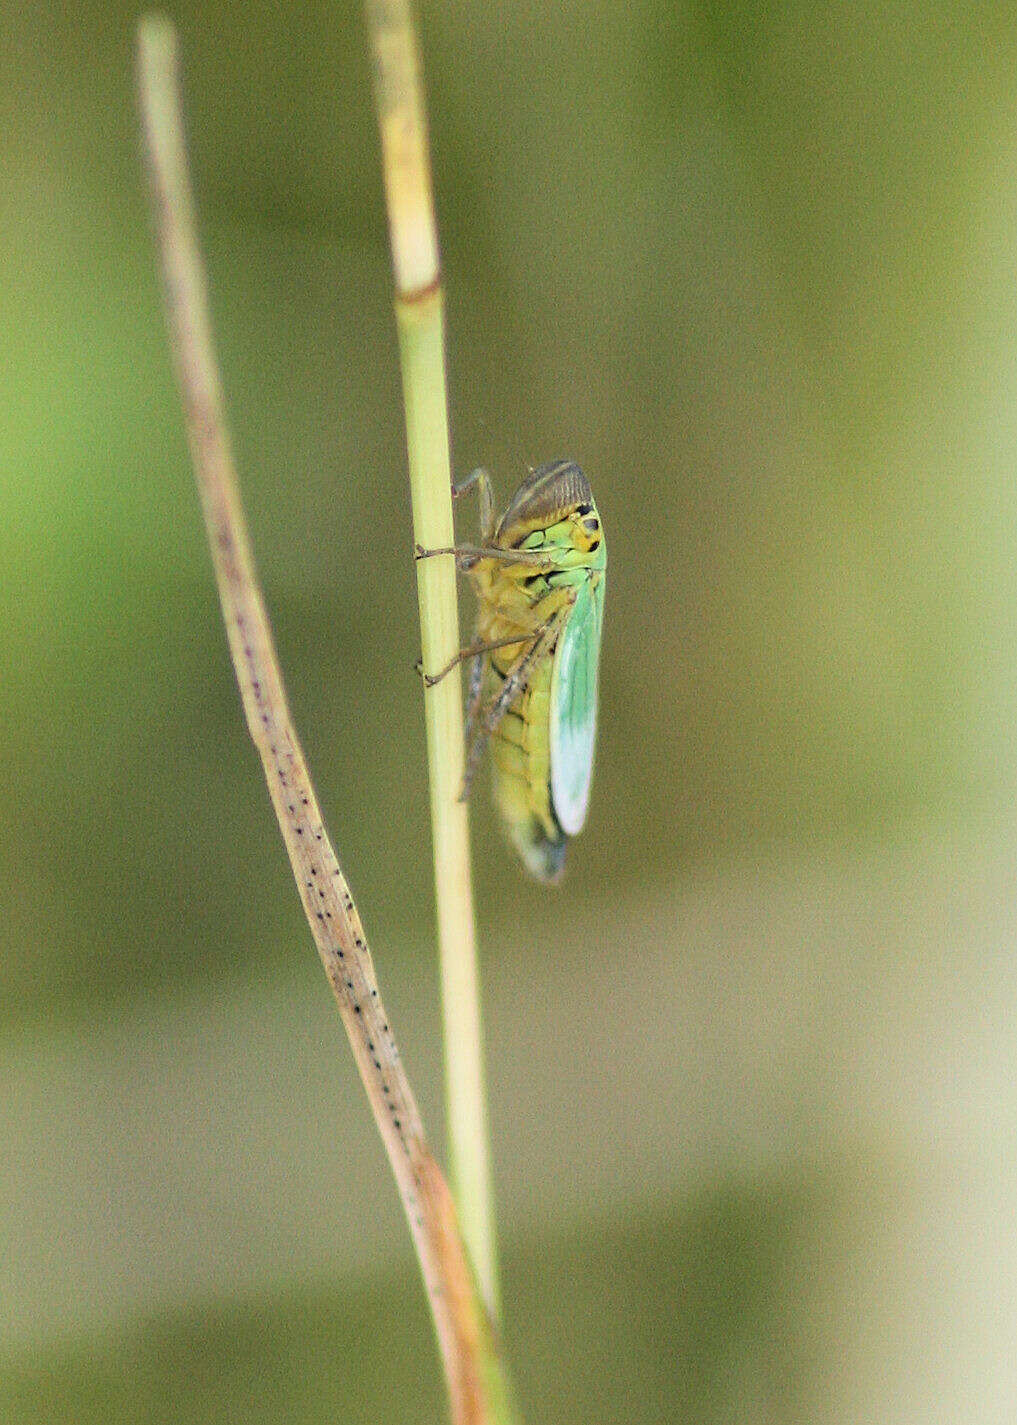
[417,459,606,882]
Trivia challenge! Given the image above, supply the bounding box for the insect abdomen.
[488,656,566,883]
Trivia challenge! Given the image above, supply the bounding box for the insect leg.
[451,466,496,543]
[414,542,556,572]
[418,634,526,688]
[460,609,568,800]
[463,652,485,749]
[460,635,547,800]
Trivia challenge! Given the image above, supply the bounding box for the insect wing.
[550,574,604,836]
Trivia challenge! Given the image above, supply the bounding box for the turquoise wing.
[550,572,605,836]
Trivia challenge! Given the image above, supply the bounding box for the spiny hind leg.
[470,589,577,760]
[460,611,567,801]
[451,466,496,543]
[460,627,554,799]
[463,652,485,750]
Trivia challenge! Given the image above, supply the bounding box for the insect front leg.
[451,466,497,544]
[414,542,556,572]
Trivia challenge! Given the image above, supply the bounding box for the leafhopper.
[417,459,606,882]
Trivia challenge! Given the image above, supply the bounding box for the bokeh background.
[6,2,1017,1420]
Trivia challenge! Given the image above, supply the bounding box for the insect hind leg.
[463,651,485,748]
[459,608,567,802]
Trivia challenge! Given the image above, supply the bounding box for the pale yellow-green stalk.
[363,0,500,1322]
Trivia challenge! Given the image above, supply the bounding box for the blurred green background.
[5,1,1017,1420]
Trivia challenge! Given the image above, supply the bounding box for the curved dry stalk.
[364,0,500,1325]
[135,17,508,1424]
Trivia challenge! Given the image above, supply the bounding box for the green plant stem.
[398,292,498,1316]
[365,0,500,1321]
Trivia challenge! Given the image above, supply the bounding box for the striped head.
[496,459,603,560]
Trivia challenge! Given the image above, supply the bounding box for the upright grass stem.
[136,16,513,1422]
[364,0,500,1321]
